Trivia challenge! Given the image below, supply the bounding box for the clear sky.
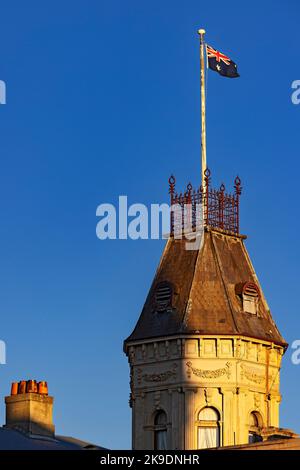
[0,0,299,449]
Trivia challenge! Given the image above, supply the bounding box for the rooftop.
[125,173,286,347]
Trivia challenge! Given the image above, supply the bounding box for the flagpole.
[198,29,207,192]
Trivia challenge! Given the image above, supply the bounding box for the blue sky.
[0,0,299,449]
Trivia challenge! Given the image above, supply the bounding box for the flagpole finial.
[198,28,206,35]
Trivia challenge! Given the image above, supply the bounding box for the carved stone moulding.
[186,361,231,379]
[137,363,178,385]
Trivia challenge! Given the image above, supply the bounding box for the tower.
[124,172,287,450]
[124,30,287,450]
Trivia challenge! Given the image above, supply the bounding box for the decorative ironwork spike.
[234,176,242,195]
[204,167,211,193]
[168,175,176,195]
[220,183,225,192]
[168,175,176,185]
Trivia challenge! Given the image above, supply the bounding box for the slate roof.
[0,427,105,450]
[124,228,286,347]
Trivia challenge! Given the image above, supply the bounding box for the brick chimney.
[5,380,55,437]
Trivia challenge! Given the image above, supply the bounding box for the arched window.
[197,407,220,449]
[248,411,263,443]
[154,410,167,450]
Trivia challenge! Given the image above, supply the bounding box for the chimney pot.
[18,381,26,394]
[26,380,38,393]
[10,383,18,396]
[38,381,48,395]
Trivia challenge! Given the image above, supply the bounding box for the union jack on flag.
[206,44,239,78]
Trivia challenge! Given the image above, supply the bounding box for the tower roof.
[124,228,286,348]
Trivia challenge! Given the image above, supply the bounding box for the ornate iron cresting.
[168,169,242,235]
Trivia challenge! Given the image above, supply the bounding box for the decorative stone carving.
[186,361,231,379]
[154,391,161,410]
[137,363,178,384]
[254,392,260,410]
[204,388,213,406]
[142,344,146,360]
[240,364,265,384]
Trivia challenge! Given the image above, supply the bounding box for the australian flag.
[206,44,239,78]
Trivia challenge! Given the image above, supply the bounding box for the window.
[242,282,260,315]
[154,410,167,450]
[154,282,172,312]
[248,411,263,443]
[197,407,220,449]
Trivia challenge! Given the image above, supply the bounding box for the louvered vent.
[243,282,260,298]
[154,282,172,312]
[242,282,260,315]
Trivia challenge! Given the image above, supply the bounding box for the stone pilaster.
[220,387,235,446]
[184,388,197,450]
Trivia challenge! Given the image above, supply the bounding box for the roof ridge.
[180,234,205,331]
[210,231,239,334]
